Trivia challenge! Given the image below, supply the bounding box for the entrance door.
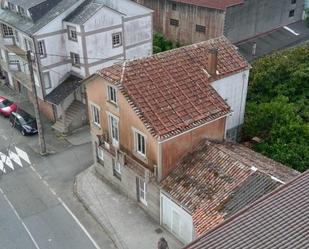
[171,209,181,236]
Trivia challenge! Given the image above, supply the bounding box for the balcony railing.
[97,132,156,181]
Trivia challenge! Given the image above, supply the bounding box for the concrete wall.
[225,0,305,43]
[138,0,225,45]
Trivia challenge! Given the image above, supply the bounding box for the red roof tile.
[98,37,249,139]
[174,0,244,10]
[161,140,300,236]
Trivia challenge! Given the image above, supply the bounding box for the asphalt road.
[0,112,116,249]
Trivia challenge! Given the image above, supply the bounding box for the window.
[138,178,147,205]
[91,104,100,127]
[37,40,46,57]
[112,33,122,47]
[112,158,121,180]
[97,145,104,162]
[196,24,206,33]
[2,24,13,37]
[70,52,80,67]
[170,19,179,27]
[289,9,295,17]
[42,72,51,89]
[14,30,19,43]
[24,38,34,51]
[107,85,117,104]
[17,6,25,15]
[134,130,146,157]
[172,2,177,10]
[8,2,15,11]
[68,26,77,41]
[291,0,296,4]
[108,114,119,147]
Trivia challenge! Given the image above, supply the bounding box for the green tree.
[243,44,309,172]
[153,32,180,53]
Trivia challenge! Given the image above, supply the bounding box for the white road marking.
[0,187,41,249]
[0,152,14,170]
[283,26,299,36]
[57,197,101,249]
[0,160,6,173]
[8,150,23,167]
[15,147,31,164]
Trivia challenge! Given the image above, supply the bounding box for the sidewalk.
[75,165,183,249]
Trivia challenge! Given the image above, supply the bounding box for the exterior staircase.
[52,101,87,134]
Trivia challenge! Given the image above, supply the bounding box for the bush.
[153,32,180,53]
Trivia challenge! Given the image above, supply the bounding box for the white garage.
[160,193,194,244]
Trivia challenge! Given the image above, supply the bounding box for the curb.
[73,167,126,249]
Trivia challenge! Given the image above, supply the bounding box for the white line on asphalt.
[0,188,41,249]
[283,26,299,36]
[2,135,8,140]
[28,167,101,249]
[57,197,101,249]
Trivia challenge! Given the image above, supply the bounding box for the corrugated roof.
[98,37,249,139]
[161,140,300,236]
[183,170,309,249]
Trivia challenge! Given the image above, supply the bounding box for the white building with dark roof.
[0,0,153,132]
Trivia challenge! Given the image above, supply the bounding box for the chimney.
[208,48,218,77]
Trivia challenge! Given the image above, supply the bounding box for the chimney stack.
[208,48,218,77]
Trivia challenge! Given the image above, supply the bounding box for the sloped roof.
[173,0,244,10]
[161,140,300,236]
[98,37,249,139]
[45,74,82,105]
[183,170,309,249]
[65,1,103,25]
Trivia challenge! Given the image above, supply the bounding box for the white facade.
[0,0,153,125]
[211,69,250,140]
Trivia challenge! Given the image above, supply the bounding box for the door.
[171,209,181,236]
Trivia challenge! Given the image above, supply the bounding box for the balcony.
[97,132,156,181]
[4,44,27,61]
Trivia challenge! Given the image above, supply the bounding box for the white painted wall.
[211,70,249,133]
[161,193,193,244]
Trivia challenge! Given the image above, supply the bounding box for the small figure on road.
[158,237,169,249]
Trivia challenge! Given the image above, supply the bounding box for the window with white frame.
[134,130,146,157]
[138,178,147,205]
[91,104,100,127]
[14,30,19,43]
[24,38,34,51]
[112,32,122,47]
[97,144,104,162]
[68,26,77,41]
[37,40,46,57]
[42,71,51,89]
[107,85,117,104]
[70,52,80,67]
[8,2,15,11]
[2,24,13,37]
[108,113,119,146]
[112,158,121,180]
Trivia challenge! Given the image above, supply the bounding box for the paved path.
[76,166,183,249]
[0,85,116,249]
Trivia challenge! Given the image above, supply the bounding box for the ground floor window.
[96,144,104,164]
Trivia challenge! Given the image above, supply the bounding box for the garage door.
[161,193,193,244]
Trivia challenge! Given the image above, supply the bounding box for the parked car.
[9,110,38,136]
[0,96,17,117]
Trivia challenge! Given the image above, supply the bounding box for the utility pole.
[27,50,47,155]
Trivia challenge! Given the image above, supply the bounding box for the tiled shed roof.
[173,0,244,10]
[98,37,249,139]
[161,140,300,236]
[183,170,309,249]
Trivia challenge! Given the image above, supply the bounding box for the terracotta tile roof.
[183,170,309,249]
[98,37,249,139]
[161,140,300,236]
[174,0,244,10]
